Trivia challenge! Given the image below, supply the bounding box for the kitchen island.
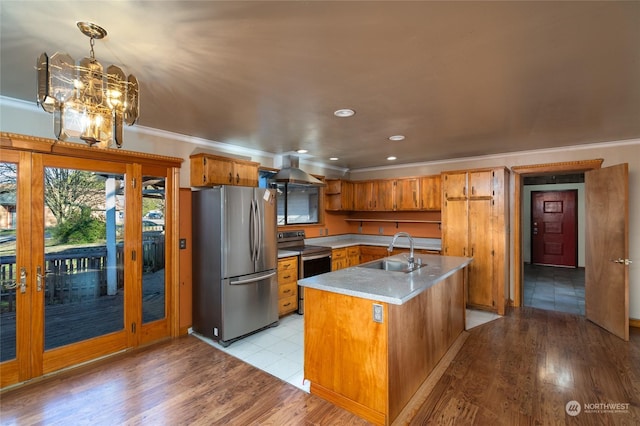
[299,254,472,425]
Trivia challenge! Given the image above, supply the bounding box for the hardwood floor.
[1,308,638,425]
[409,307,640,425]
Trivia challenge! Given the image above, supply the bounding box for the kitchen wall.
[2,96,638,320]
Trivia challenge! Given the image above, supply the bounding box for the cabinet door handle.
[228,172,233,183]
[236,173,240,184]
[284,274,291,279]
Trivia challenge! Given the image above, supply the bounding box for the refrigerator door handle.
[230,271,277,285]
[249,199,255,262]
[252,199,258,261]
[255,200,262,262]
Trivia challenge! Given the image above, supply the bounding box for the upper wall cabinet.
[327,175,442,212]
[394,178,421,210]
[325,179,354,211]
[443,170,493,200]
[420,175,441,211]
[190,153,259,187]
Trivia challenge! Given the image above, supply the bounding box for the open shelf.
[345,218,441,228]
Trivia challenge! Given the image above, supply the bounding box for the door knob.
[611,258,632,265]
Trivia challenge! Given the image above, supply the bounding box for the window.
[259,170,321,226]
[276,183,319,225]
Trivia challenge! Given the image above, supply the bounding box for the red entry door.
[531,190,578,267]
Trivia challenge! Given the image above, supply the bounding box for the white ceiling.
[1,1,639,170]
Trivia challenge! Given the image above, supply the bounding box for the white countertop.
[278,249,300,259]
[305,234,442,251]
[298,254,472,305]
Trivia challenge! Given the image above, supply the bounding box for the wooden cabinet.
[190,153,259,187]
[353,181,375,210]
[359,245,389,263]
[373,180,395,211]
[304,267,465,425]
[331,248,348,271]
[346,246,360,267]
[394,178,420,210]
[420,175,441,210]
[325,179,353,211]
[442,167,509,314]
[347,176,441,212]
[277,256,298,316]
[443,170,493,200]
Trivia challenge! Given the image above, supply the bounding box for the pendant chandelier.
[36,22,139,148]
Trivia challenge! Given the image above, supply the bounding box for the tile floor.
[194,309,500,392]
[523,263,585,315]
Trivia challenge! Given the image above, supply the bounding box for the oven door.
[299,252,332,314]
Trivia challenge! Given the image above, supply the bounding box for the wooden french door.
[585,164,630,341]
[0,152,136,386]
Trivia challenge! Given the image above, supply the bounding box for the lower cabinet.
[278,256,298,316]
[359,245,389,264]
[332,248,348,271]
[347,246,360,267]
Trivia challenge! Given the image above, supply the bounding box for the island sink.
[358,259,426,273]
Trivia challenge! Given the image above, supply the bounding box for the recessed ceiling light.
[387,156,397,161]
[329,157,339,161]
[296,149,308,154]
[389,135,405,141]
[334,108,355,118]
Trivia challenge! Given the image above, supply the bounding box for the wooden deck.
[1,308,638,425]
[0,269,165,361]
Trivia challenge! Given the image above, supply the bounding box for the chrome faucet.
[388,232,415,269]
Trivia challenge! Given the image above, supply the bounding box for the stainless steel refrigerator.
[192,186,278,346]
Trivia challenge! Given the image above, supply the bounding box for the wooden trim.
[43,332,128,374]
[511,159,604,175]
[309,382,386,426]
[1,132,183,168]
[511,159,603,307]
[189,152,259,167]
[630,318,640,329]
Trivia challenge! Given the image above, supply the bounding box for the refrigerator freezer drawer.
[220,272,278,345]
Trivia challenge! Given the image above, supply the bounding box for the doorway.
[523,177,584,315]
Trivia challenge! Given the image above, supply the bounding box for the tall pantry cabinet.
[441,167,509,315]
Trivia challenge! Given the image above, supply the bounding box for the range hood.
[273,155,325,186]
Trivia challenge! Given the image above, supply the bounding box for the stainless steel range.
[277,230,332,314]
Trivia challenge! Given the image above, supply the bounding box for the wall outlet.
[373,304,383,323]
[213,327,218,337]
[379,227,384,235]
[358,226,362,233]
[325,228,329,236]
[319,229,324,236]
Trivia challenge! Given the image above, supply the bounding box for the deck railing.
[0,236,164,313]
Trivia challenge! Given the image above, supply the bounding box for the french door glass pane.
[0,161,18,362]
[142,175,165,323]
[43,167,125,350]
